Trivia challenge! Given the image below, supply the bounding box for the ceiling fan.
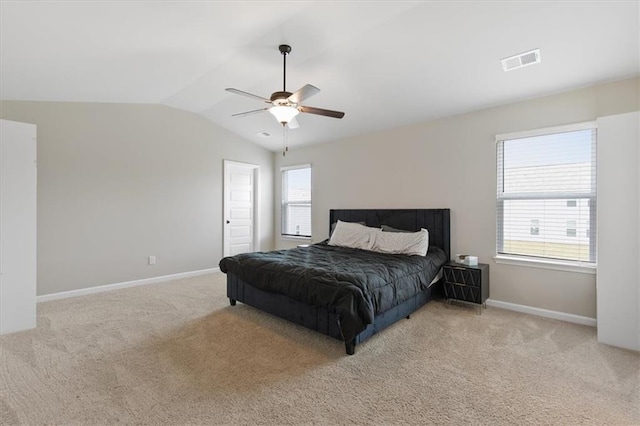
[225,44,345,131]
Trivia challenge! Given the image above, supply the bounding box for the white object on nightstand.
[455,254,478,266]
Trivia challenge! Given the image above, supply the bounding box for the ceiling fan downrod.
[279,44,291,92]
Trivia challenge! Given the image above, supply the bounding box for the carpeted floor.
[0,272,638,425]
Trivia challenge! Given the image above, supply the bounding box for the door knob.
[226,220,230,224]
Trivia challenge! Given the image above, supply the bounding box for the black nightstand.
[442,262,490,314]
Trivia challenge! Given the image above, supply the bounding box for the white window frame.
[494,121,597,274]
[280,164,312,240]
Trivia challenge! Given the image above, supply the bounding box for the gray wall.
[275,77,639,319]
[0,101,274,296]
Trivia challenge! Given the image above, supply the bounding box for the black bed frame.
[227,208,451,355]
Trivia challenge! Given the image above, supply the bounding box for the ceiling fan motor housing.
[270,91,293,104]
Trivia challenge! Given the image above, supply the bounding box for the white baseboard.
[486,299,597,327]
[37,268,220,303]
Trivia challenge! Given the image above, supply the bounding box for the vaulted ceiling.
[2,1,638,151]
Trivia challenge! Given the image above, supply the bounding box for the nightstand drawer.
[443,281,482,304]
[443,266,481,287]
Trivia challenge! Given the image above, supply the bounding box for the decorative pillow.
[370,228,429,256]
[328,220,376,250]
[381,224,413,233]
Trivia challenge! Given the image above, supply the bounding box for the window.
[281,164,311,238]
[496,123,597,264]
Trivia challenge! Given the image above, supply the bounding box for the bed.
[219,208,450,355]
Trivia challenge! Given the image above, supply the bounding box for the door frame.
[223,160,260,257]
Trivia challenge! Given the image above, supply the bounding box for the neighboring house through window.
[281,164,312,238]
[530,219,540,236]
[496,123,597,264]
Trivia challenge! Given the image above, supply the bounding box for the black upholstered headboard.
[329,209,451,260]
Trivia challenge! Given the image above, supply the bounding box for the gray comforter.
[219,242,446,341]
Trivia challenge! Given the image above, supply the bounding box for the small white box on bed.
[455,254,478,266]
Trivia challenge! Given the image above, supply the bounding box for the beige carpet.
[1,272,638,425]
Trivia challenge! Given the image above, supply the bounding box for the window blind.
[496,126,597,264]
[281,165,311,237]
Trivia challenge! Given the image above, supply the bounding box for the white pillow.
[370,228,429,256]
[328,220,376,250]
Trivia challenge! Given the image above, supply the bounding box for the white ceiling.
[2,1,638,151]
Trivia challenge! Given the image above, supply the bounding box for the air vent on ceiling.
[501,49,541,72]
[256,131,271,138]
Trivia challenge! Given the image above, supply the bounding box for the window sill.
[493,255,596,275]
[280,235,312,242]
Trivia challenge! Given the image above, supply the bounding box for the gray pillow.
[381,224,413,233]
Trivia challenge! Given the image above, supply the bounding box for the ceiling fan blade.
[287,116,300,129]
[288,84,320,104]
[226,88,271,103]
[231,108,269,117]
[299,105,345,119]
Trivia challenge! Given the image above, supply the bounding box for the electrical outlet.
[148,255,156,265]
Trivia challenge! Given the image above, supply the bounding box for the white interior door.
[596,111,640,351]
[0,119,37,334]
[224,161,259,257]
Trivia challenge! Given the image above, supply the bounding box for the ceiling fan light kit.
[269,105,299,124]
[226,44,345,155]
